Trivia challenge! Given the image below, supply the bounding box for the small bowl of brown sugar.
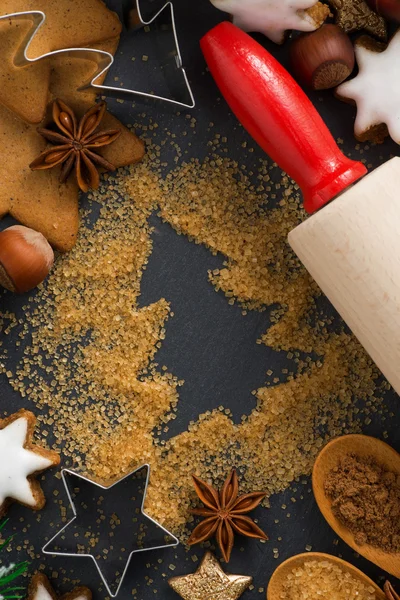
[312,434,400,578]
[267,552,386,600]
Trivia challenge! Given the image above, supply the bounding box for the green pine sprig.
[0,520,28,600]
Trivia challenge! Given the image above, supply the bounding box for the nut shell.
[290,24,355,90]
[0,225,54,293]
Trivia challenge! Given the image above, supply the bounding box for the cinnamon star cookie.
[0,409,60,517]
[210,0,329,44]
[337,31,400,144]
[28,573,91,600]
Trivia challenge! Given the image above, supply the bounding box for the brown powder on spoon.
[324,454,400,553]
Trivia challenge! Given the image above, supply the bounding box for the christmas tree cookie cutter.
[3,0,195,110]
[42,465,179,598]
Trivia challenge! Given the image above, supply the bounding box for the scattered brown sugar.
[0,131,388,540]
[280,559,377,600]
[324,454,400,553]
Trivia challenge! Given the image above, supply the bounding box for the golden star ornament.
[168,552,252,600]
[327,0,387,40]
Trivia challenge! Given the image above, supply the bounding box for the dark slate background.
[0,0,399,598]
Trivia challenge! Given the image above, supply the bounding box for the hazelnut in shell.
[290,24,355,90]
[366,0,400,22]
[0,225,54,293]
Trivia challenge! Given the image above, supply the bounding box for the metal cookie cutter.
[3,0,195,110]
[42,465,179,598]
[120,0,196,108]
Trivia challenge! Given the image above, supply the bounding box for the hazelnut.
[0,225,54,293]
[366,0,400,22]
[290,24,355,90]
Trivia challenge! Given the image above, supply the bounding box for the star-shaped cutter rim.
[42,465,179,598]
[1,0,195,110]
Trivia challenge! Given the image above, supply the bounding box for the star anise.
[188,469,268,562]
[384,582,400,600]
[29,99,121,193]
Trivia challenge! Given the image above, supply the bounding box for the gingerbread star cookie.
[210,0,330,44]
[337,32,400,144]
[0,18,50,125]
[28,573,91,600]
[0,104,80,251]
[327,0,387,40]
[0,409,60,517]
[169,552,252,600]
[0,0,122,124]
[0,35,145,252]
[47,38,145,171]
[0,0,121,55]
[0,101,144,251]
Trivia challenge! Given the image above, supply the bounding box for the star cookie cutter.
[2,0,195,110]
[42,465,179,598]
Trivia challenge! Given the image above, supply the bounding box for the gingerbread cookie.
[0,18,50,125]
[336,32,400,144]
[210,0,330,44]
[0,0,121,55]
[0,103,80,251]
[0,102,144,252]
[0,39,145,251]
[0,3,144,251]
[0,0,122,124]
[0,409,60,517]
[28,573,91,600]
[48,38,145,169]
[327,0,387,40]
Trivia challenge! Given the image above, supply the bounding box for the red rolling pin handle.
[200,22,367,214]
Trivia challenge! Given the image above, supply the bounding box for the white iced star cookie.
[337,31,400,144]
[210,0,330,44]
[28,573,91,600]
[0,409,60,517]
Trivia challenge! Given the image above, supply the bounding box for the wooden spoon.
[267,552,386,599]
[312,434,400,578]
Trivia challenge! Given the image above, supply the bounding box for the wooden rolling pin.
[201,22,400,396]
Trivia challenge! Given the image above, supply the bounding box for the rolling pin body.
[201,22,400,394]
[289,158,400,393]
